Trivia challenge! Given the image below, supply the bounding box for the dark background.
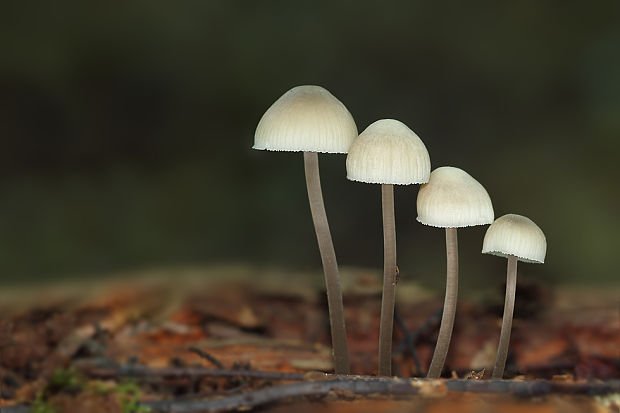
[1,2,618,290]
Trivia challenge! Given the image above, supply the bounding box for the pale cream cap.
[482,214,547,263]
[253,85,357,153]
[416,166,494,228]
[346,119,430,185]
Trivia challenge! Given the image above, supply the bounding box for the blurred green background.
[1,1,618,290]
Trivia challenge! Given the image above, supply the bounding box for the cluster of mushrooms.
[253,85,547,379]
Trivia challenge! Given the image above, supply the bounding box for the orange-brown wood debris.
[0,267,618,412]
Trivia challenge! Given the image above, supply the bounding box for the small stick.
[189,346,225,370]
[393,308,422,375]
[84,366,307,381]
[84,360,619,383]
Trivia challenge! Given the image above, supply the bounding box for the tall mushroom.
[416,166,494,378]
[346,119,430,376]
[254,85,358,374]
[482,214,547,378]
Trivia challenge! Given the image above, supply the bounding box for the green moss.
[31,367,150,413]
[116,380,151,413]
[31,390,56,413]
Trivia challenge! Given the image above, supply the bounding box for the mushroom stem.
[427,227,459,378]
[492,254,518,379]
[303,151,350,374]
[378,183,397,376]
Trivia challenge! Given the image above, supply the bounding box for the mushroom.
[482,214,547,378]
[416,166,494,378]
[253,85,357,374]
[346,119,430,376]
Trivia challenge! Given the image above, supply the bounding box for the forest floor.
[0,265,618,412]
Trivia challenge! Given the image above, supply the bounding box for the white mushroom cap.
[346,119,431,185]
[416,166,494,228]
[253,85,357,153]
[482,214,547,263]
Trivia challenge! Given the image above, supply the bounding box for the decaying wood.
[1,269,618,412]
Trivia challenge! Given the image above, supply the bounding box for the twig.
[0,407,29,413]
[393,308,422,375]
[140,378,620,412]
[412,308,443,342]
[172,382,251,400]
[188,347,225,370]
[393,308,443,376]
[84,365,307,381]
[143,379,414,412]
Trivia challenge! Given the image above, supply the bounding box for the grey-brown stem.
[492,255,518,378]
[427,227,459,378]
[303,151,350,374]
[378,184,397,376]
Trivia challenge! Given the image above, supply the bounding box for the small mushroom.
[482,214,547,378]
[254,85,358,374]
[416,166,494,378]
[346,119,430,376]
